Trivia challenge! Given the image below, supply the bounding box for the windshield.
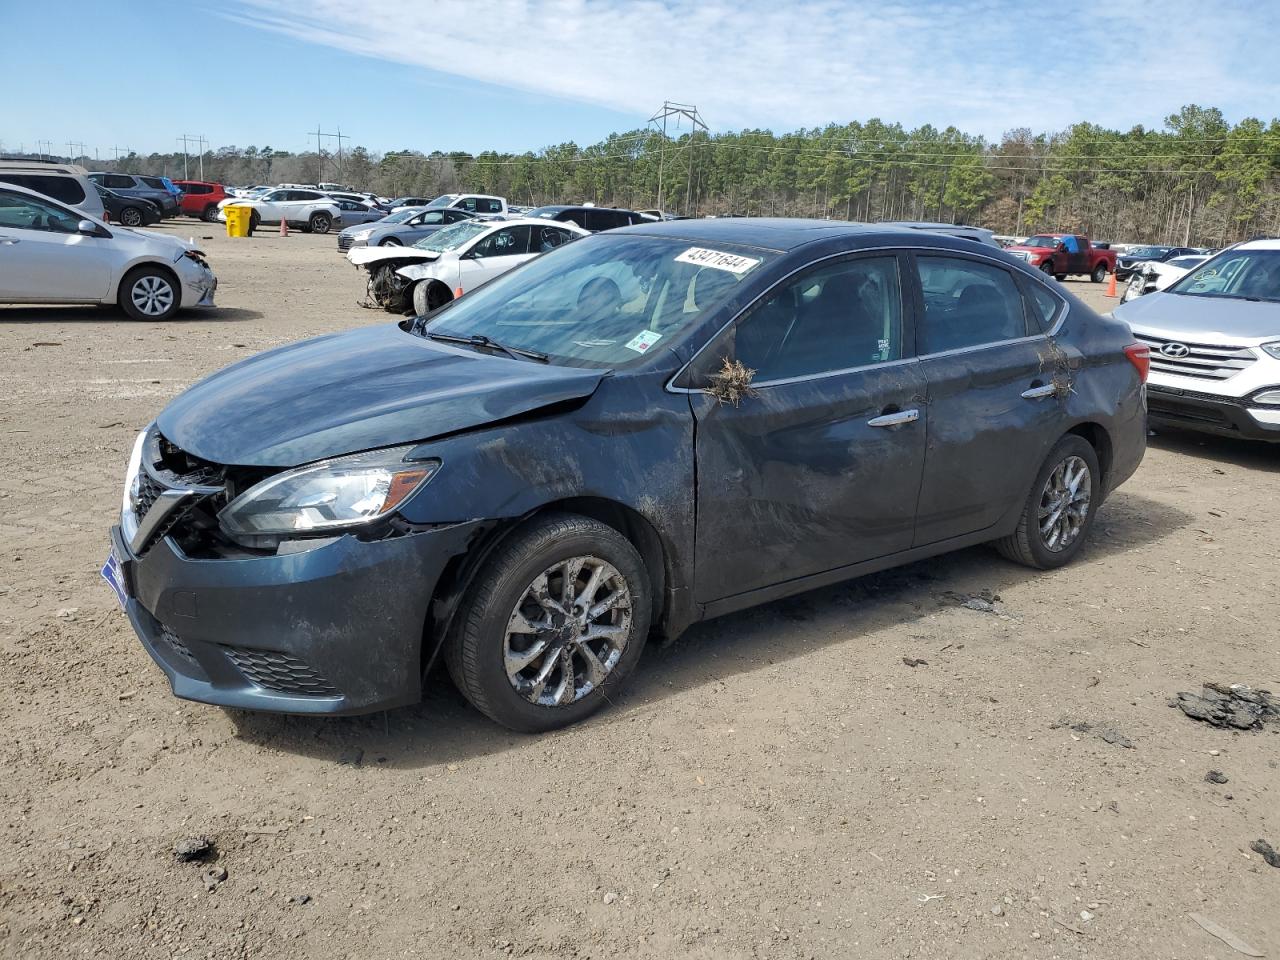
[416,234,774,367]
[1168,249,1280,303]
[1023,235,1060,248]
[1166,256,1206,270]
[1126,246,1170,259]
[412,220,490,252]
[527,207,564,219]
[426,194,460,209]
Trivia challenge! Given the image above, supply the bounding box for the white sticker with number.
[624,330,663,354]
[674,247,761,274]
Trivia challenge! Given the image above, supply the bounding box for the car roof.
[473,217,589,234]
[618,217,953,253]
[1234,238,1280,251]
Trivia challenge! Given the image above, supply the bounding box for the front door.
[458,225,533,292]
[908,253,1069,546]
[0,189,113,300]
[690,253,928,603]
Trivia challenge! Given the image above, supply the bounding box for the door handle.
[1021,383,1057,400]
[867,408,920,428]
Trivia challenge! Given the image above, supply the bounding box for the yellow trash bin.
[224,205,250,238]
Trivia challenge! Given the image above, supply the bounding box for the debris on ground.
[338,747,365,767]
[1051,718,1135,749]
[1188,913,1264,957]
[172,837,214,863]
[902,657,928,668]
[1172,683,1280,730]
[1249,839,1280,868]
[942,588,1005,614]
[1205,770,1229,784]
[203,866,228,891]
[290,894,311,905]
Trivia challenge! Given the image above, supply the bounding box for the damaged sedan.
[105,219,1148,732]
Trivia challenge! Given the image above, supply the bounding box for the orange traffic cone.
[279,218,289,237]
[1105,271,1118,298]
[454,285,464,300]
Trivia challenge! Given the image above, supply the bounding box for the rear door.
[908,252,1069,546]
[689,253,927,602]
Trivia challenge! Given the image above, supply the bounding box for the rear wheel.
[248,211,260,235]
[309,212,332,234]
[118,266,180,321]
[1091,263,1108,283]
[119,206,143,227]
[994,435,1100,570]
[202,204,219,223]
[445,514,651,732]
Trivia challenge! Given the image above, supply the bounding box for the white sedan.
[1121,254,1210,303]
[0,181,216,321]
[347,217,586,313]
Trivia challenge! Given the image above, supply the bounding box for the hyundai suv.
[1116,239,1280,441]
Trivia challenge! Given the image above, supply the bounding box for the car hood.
[156,322,608,467]
[1116,290,1280,343]
[346,246,442,267]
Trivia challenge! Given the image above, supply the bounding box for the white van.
[0,161,104,219]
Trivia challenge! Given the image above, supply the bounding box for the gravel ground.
[2,225,1278,959]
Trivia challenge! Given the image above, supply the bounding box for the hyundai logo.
[1160,342,1191,358]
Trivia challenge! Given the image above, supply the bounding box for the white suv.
[1115,238,1280,442]
[216,188,341,233]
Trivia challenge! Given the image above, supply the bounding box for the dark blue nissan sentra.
[104,219,1148,732]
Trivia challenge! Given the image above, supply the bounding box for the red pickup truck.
[1005,234,1116,283]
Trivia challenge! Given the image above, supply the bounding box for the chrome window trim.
[665,242,1069,395]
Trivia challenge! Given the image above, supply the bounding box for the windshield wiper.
[425,331,549,362]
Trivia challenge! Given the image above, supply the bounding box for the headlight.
[1260,341,1280,361]
[218,446,440,540]
[352,229,374,239]
[120,429,148,538]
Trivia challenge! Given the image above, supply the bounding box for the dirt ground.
[2,225,1278,960]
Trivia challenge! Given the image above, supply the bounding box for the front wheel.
[1039,261,1055,276]
[379,236,403,247]
[118,266,180,321]
[309,213,332,234]
[993,435,1100,570]
[445,514,651,732]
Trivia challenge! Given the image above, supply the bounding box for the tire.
[119,206,143,227]
[994,435,1101,570]
[379,236,403,246]
[413,279,453,317]
[1090,263,1108,283]
[309,213,332,234]
[1039,261,1054,276]
[1054,273,1067,282]
[202,204,219,223]
[118,266,180,321]
[248,211,260,235]
[445,514,652,733]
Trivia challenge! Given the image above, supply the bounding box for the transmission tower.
[649,101,707,216]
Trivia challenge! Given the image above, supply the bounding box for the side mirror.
[78,219,101,236]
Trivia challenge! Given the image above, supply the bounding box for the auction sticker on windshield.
[674,247,761,274]
[624,330,663,354]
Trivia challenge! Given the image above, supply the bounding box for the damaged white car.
[1121,254,1210,303]
[347,218,586,313]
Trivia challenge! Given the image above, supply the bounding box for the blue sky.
[2,0,1278,160]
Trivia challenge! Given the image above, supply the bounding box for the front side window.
[732,256,903,382]
[416,210,444,224]
[916,256,1030,354]
[416,234,772,367]
[470,226,530,258]
[0,190,81,233]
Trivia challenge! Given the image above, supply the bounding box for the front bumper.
[110,519,483,715]
[176,261,217,309]
[1147,384,1280,441]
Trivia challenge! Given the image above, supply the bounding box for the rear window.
[0,173,86,206]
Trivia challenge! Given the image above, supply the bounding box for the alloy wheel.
[503,556,632,707]
[131,275,175,317]
[1038,455,1091,552]
[121,208,142,226]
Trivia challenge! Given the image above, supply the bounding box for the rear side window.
[733,256,904,382]
[532,225,573,252]
[0,174,86,206]
[186,184,211,195]
[140,177,166,189]
[104,174,135,189]
[559,210,589,229]
[1022,281,1063,332]
[916,256,1030,354]
[475,198,502,213]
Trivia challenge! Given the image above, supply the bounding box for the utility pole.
[648,101,706,216]
[308,125,349,185]
[36,139,53,161]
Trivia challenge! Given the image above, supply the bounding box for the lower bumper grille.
[160,623,199,666]
[222,646,339,697]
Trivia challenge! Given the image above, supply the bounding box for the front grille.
[133,472,164,523]
[160,624,199,666]
[222,646,339,697]
[1134,332,1257,381]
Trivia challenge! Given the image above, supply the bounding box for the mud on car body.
[105,219,1149,732]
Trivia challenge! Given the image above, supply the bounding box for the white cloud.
[229,0,1280,137]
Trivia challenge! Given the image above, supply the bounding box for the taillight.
[1124,343,1150,383]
